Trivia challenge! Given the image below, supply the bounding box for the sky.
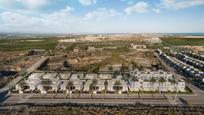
[0,0,204,33]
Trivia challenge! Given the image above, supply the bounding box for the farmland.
[0,38,58,51]
[161,37,204,46]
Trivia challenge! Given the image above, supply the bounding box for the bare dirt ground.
[59,34,161,44]
[177,46,204,52]
[0,51,41,71]
[0,51,25,62]
[182,36,204,38]
[43,50,159,71]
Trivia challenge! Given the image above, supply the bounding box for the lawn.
[0,38,58,51]
[161,37,204,46]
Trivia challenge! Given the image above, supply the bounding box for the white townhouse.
[177,80,186,92]
[38,73,62,93]
[99,74,112,80]
[129,70,186,92]
[15,73,44,93]
[107,78,128,94]
[83,79,105,94]
[70,73,84,80]
[61,79,83,94]
[58,73,71,80]
[84,73,98,80]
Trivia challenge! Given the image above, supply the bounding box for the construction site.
[0,34,204,115]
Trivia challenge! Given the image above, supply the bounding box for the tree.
[150,77,156,92]
[67,81,74,86]
[67,81,74,90]
[108,66,113,71]
[91,64,100,73]
[113,70,120,78]
[63,60,70,68]
[159,77,166,93]
[121,63,129,74]
[41,79,52,91]
[104,80,108,93]
[132,76,139,82]
[114,80,121,86]
[113,80,122,93]
[77,75,81,79]
[104,80,108,86]
[92,79,98,85]
[170,77,178,100]
[41,79,52,85]
[90,79,98,91]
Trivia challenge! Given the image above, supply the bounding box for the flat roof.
[84,74,98,80]
[70,73,84,80]
[99,74,112,80]
[58,73,71,80]
[42,73,58,79]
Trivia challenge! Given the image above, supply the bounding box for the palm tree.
[113,71,120,79]
[41,79,52,85]
[170,78,178,100]
[132,76,139,82]
[67,81,74,90]
[90,79,98,91]
[150,77,156,92]
[114,80,121,86]
[159,77,166,93]
[114,80,122,93]
[77,75,81,79]
[92,79,98,85]
[41,79,52,91]
[104,80,108,94]
[63,60,69,68]
[66,81,75,98]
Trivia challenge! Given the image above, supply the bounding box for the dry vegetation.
[44,35,161,72]
[42,49,159,72]
[0,52,41,71]
[176,46,204,53]
[1,104,204,115]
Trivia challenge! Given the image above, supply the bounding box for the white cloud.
[0,6,80,33]
[17,0,49,9]
[0,0,13,5]
[125,2,148,15]
[84,8,120,20]
[153,8,160,14]
[1,11,44,31]
[160,0,204,10]
[79,0,97,6]
[0,5,124,33]
[0,0,50,10]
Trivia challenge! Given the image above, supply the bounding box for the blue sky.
[0,0,204,33]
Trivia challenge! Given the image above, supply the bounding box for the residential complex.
[156,49,204,90]
[129,70,185,92]
[14,70,186,94]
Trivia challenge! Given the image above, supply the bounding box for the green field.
[0,38,58,51]
[161,37,204,46]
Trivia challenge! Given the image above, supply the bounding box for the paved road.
[3,93,188,106]
[3,94,171,105]
[26,56,48,73]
